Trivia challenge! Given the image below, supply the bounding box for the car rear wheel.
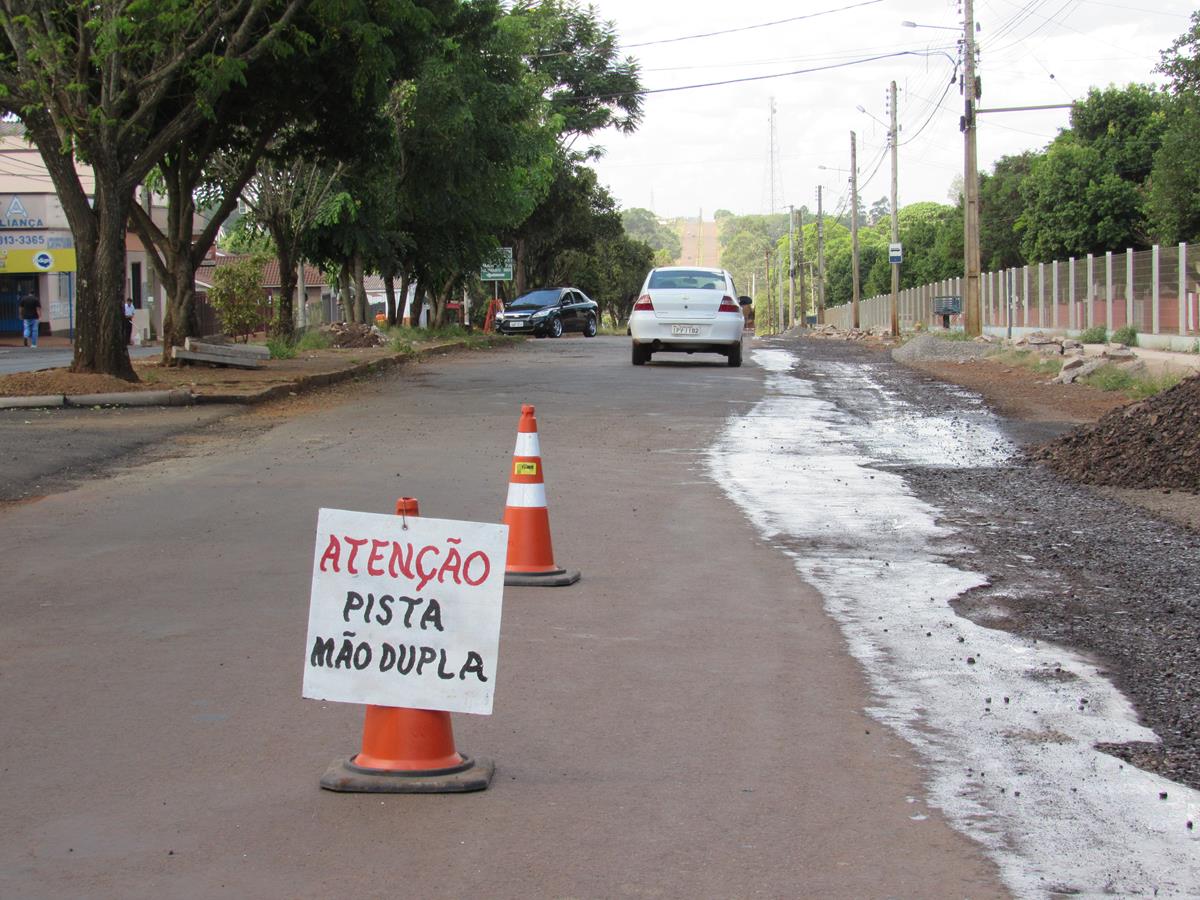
[727,342,743,367]
[631,343,650,366]
[583,315,597,337]
[550,317,564,338]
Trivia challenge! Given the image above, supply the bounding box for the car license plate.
[671,324,700,336]
[510,321,525,327]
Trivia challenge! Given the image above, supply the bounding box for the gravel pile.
[891,332,998,364]
[1030,374,1200,491]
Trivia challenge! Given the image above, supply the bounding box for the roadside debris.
[323,323,389,348]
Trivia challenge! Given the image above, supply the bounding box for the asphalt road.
[0,336,1004,898]
[0,343,160,375]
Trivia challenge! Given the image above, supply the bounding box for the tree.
[979,152,1035,270]
[1017,85,1167,261]
[392,0,556,325]
[0,0,306,379]
[555,234,652,325]
[1149,12,1200,242]
[240,156,344,338]
[505,0,644,291]
[128,0,428,363]
[621,208,681,262]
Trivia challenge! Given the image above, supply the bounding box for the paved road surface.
[0,336,1004,897]
[0,343,160,376]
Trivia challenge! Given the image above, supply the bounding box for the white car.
[629,266,751,367]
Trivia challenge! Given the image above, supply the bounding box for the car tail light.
[718,295,741,313]
[633,294,654,311]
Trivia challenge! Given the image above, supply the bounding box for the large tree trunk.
[338,267,355,322]
[397,272,411,325]
[72,177,136,380]
[384,273,398,327]
[353,254,368,324]
[22,114,134,380]
[275,244,297,339]
[514,237,528,297]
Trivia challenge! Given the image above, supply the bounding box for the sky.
[584,0,1196,220]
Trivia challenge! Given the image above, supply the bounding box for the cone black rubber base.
[504,567,581,587]
[320,754,494,793]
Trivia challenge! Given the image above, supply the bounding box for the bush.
[207,256,268,341]
[1111,325,1139,347]
[1078,326,1108,344]
[266,336,296,359]
[295,330,332,351]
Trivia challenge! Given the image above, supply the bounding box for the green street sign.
[481,248,514,281]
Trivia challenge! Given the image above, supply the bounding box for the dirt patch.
[905,357,1128,424]
[0,369,154,396]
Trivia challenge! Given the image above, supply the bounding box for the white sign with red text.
[302,508,507,715]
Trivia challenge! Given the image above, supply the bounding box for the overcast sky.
[584,0,1195,220]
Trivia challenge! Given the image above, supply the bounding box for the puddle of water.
[709,348,1200,898]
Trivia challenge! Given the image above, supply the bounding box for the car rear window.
[648,270,726,291]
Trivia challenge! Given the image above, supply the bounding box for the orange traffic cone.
[502,405,580,586]
[319,498,494,793]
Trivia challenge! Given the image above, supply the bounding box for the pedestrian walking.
[123,297,135,346]
[18,290,40,348]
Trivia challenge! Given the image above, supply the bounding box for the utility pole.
[850,130,861,330]
[889,79,900,337]
[963,0,982,336]
[816,186,826,324]
[787,204,795,330]
[797,207,807,327]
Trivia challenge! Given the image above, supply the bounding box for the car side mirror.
[738,296,753,307]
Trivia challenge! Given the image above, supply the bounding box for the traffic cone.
[502,405,580,586]
[319,498,494,793]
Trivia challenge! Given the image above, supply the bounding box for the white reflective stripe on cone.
[506,482,548,508]
[513,433,541,457]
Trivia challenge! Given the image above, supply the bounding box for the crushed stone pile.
[1031,374,1200,492]
[891,331,996,364]
[324,323,388,348]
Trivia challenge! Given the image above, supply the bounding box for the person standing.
[123,297,135,346]
[18,290,39,348]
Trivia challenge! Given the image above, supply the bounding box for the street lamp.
[900,20,959,30]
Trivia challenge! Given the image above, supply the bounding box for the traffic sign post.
[480,248,513,282]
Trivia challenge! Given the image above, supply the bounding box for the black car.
[494,288,599,338]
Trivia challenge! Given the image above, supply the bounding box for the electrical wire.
[580,50,960,101]
[619,0,885,49]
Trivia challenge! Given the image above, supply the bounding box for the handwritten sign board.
[303,508,507,715]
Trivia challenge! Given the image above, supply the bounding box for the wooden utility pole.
[797,208,807,326]
[788,204,795,330]
[850,130,860,330]
[889,80,900,337]
[963,0,982,336]
[817,186,826,324]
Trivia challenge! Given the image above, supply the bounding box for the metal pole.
[963,0,982,336]
[889,80,900,337]
[851,130,860,330]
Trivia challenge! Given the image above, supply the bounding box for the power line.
[580,50,958,101]
[620,0,885,49]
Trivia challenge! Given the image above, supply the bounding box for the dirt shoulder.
[893,348,1200,532]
